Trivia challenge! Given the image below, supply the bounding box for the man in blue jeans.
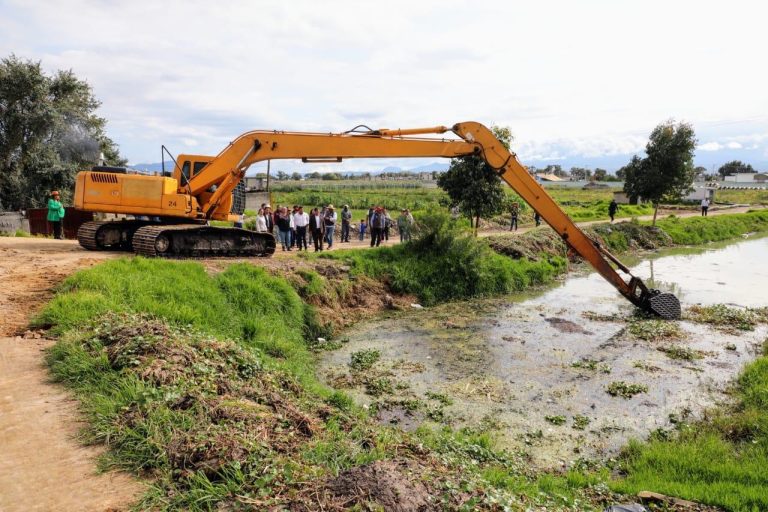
[323,204,337,249]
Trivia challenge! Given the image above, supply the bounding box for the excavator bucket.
[644,292,681,320]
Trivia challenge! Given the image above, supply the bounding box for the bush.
[320,213,566,305]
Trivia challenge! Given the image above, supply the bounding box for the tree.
[321,172,341,181]
[570,167,592,181]
[542,164,568,178]
[593,168,607,181]
[0,55,125,210]
[437,125,510,235]
[290,171,302,181]
[615,166,627,180]
[622,120,697,225]
[275,170,289,180]
[717,160,754,178]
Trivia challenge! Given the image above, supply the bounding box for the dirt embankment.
[0,238,143,512]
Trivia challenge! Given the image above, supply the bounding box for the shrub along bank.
[316,213,567,305]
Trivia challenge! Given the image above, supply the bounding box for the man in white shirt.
[701,197,709,217]
[293,205,310,250]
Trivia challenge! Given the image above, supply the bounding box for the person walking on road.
[47,190,65,239]
[608,199,619,223]
[509,202,519,231]
[701,197,709,217]
[341,205,352,242]
[309,207,324,251]
[293,205,309,251]
[323,204,337,249]
[534,211,541,227]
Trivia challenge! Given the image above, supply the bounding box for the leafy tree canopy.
[622,120,697,224]
[717,160,755,177]
[437,125,511,233]
[0,54,125,210]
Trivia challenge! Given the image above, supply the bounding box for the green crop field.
[268,181,652,224]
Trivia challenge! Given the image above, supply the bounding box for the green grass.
[315,213,567,305]
[612,342,768,511]
[655,210,768,245]
[34,258,319,391]
[717,189,768,205]
[272,181,652,226]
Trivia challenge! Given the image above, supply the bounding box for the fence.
[27,208,94,239]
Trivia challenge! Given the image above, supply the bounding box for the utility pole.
[266,160,271,192]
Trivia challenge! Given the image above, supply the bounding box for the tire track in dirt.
[0,238,143,512]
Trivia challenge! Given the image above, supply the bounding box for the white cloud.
[698,142,724,151]
[1,0,767,169]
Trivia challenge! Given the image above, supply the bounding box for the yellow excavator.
[73,121,680,319]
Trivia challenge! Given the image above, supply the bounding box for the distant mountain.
[381,166,402,173]
[130,162,169,172]
[408,162,449,173]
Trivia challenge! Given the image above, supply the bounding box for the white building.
[723,173,768,183]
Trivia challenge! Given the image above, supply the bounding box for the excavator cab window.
[181,161,191,179]
[192,161,208,176]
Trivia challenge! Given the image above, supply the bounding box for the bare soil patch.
[0,237,142,511]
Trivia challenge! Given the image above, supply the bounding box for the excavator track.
[132,224,276,258]
[77,220,149,251]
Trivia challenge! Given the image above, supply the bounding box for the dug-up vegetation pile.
[54,313,573,510]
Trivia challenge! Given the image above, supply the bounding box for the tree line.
[0,55,124,210]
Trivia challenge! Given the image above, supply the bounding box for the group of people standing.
[253,203,414,252]
[255,203,348,251]
[364,206,414,247]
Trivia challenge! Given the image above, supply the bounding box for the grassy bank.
[487,210,768,260]
[611,336,768,511]
[39,258,606,510]
[315,213,567,305]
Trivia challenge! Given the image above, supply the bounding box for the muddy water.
[320,235,768,468]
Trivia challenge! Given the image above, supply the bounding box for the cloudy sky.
[1,0,766,173]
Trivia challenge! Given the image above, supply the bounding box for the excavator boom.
[73,121,680,318]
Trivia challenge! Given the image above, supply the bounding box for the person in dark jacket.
[370,206,386,247]
[309,207,325,252]
[275,207,292,251]
[341,205,352,242]
[509,202,519,231]
[608,199,619,223]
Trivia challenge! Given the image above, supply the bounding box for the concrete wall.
[0,212,29,234]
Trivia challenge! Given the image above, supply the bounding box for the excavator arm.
[187,122,680,319]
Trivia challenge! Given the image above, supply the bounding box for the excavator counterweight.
[73,121,680,318]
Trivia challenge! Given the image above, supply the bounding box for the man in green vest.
[47,190,65,239]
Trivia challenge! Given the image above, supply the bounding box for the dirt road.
[0,238,142,512]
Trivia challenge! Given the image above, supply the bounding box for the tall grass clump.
[34,258,319,389]
[655,210,768,245]
[320,213,566,305]
[611,340,768,511]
